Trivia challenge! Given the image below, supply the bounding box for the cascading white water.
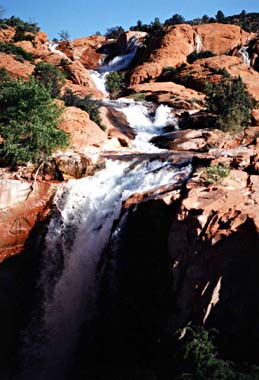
[21,34,192,380]
[117,101,179,152]
[47,41,65,57]
[21,157,191,379]
[238,46,250,66]
[89,36,140,95]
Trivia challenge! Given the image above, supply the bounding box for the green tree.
[0,77,68,166]
[202,14,210,23]
[216,10,225,23]
[105,71,126,99]
[33,61,65,98]
[205,72,256,132]
[105,26,125,39]
[165,14,185,26]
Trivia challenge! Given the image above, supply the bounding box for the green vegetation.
[205,72,256,132]
[0,15,39,34]
[188,50,215,64]
[0,67,10,83]
[202,164,231,184]
[164,13,186,26]
[130,17,163,33]
[105,26,125,39]
[0,77,68,166]
[105,71,126,99]
[33,61,66,98]
[0,42,34,62]
[62,89,105,130]
[128,10,259,35]
[128,92,146,101]
[178,326,259,380]
[162,66,177,74]
[13,27,36,43]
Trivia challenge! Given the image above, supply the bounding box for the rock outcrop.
[58,106,107,150]
[129,23,252,85]
[0,52,34,79]
[0,180,57,261]
[0,26,15,42]
[129,81,205,109]
[172,55,259,100]
[57,35,107,68]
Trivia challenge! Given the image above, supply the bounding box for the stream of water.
[20,38,192,380]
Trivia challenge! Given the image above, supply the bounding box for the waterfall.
[238,46,250,66]
[20,35,192,380]
[195,33,203,54]
[89,36,140,95]
[47,41,65,57]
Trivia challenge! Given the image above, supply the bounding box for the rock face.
[129,23,252,85]
[129,81,205,109]
[172,55,259,100]
[58,106,107,150]
[0,26,15,42]
[0,52,34,79]
[193,23,251,55]
[94,159,259,377]
[57,35,107,69]
[0,180,57,261]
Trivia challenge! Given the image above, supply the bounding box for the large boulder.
[57,35,107,69]
[58,106,107,150]
[193,23,251,55]
[129,81,205,110]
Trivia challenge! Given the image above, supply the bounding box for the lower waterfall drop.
[20,42,192,380]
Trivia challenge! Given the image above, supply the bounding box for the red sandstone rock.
[57,35,107,69]
[0,52,34,79]
[0,179,57,261]
[173,55,259,100]
[0,26,15,42]
[193,23,251,55]
[130,82,205,110]
[58,106,107,150]
[129,23,252,85]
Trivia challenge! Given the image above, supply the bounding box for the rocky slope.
[1,17,259,378]
[1,19,259,262]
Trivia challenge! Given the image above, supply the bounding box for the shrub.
[179,326,259,380]
[0,67,11,83]
[1,16,39,34]
[205,73,256,132]
[188,50,215,63]
[33,62,66,98]
[13,26,36,42]
[105,71,126,98]
[0,42,34,61]
[182,326,235,380]
[162,66,177,74]
[0,77,68,166]
[62,89,105,130]
[128,92,146,101]
[105,26,125,39]
[203,164,230,184]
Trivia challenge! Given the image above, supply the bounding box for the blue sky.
[1,0,259,40]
